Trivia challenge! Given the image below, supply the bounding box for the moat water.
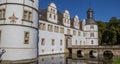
[29,54,118,64]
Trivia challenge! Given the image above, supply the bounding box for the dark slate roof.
[57,11,63,25]
[86,18,97,25]
[86,8,97,25]
[39,9,47,21]
[70,18,74,28]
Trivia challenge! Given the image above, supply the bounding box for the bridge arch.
[103,50,113,59]
[77,50,84,57]
[89,50,98,58]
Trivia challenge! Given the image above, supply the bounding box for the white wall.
[0,0,39,60]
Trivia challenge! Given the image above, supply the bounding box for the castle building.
[0,0,39,61]
[39,3,98,55]
[0,1,98,61]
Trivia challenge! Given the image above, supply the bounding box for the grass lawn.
[112,57,120,64]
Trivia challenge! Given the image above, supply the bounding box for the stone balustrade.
[69,45,120,49]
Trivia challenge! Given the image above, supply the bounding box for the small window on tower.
[24,32,30,44]
[90,33,94,37]
[23,10,32,22]
[0,9,5,19]
[90,24,94,29]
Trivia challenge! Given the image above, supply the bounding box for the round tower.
[84,8,98,45]
[0,0,39,61]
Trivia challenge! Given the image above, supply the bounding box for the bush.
[112,57,120,64]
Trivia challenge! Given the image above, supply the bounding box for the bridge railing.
[70,45,120,49]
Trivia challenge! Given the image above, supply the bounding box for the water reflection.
[32,54,65,64]
[30,54,115,64]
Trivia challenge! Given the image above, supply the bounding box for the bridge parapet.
[69,45,120,49]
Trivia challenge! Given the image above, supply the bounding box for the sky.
[39,0,120,22]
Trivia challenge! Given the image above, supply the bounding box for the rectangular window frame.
[24,32,30,44]
[22,10,33,23]
[0,9,6,20]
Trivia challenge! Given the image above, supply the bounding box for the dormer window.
[47,3,58,23]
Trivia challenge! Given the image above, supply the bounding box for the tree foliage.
[97,17,120,45]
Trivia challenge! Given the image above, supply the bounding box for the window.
[60,27,64,34]
[40,23,46,30]
[24,32,30,44]
[73,30,76,35]
[0,9,5,19]
[67,29,70,35]
[78,32,80,36]
[90,33,94,37]
[60,48,62,51]
[52,49,54,52]
[48,24,50,31]
[90,25,94,29]
[50,25,53,32]
[60,40,62,46]
[23,10,32,21]
[91,40,94,44]
[41,38,45,45]
[48,24,53,32]
[52,39,55,46]
[54,26,59,33]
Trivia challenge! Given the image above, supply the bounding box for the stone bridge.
[67,45,120,58]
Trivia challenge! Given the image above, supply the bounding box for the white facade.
[0,1,98,61]
[39,3,98,55]
[0,0,39,60]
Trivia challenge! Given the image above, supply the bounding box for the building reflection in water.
[32,54,65,64]
[31,54,114,64]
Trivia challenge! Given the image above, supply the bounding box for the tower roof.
[86,8,97,25]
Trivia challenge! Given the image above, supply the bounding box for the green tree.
[97,21,106,45]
